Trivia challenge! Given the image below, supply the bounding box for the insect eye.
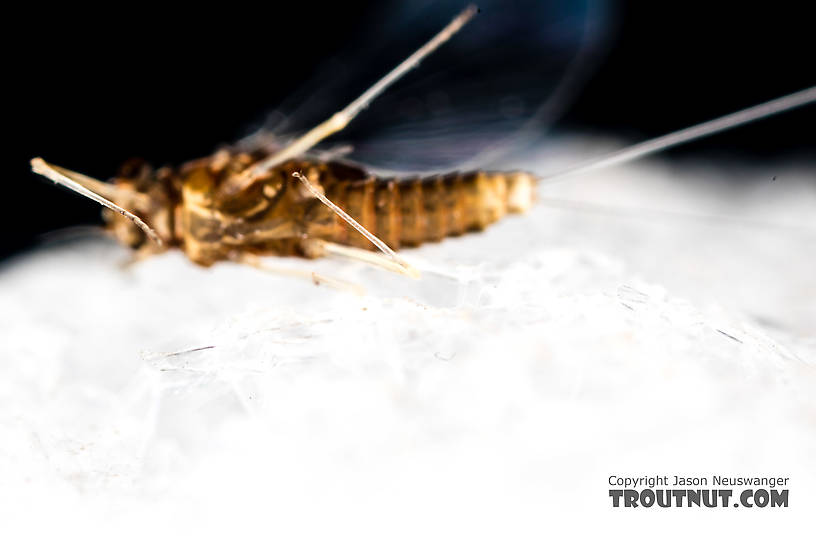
[263,179,284,199]
[117,158,154,188]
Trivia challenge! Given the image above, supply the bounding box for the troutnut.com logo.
[608,475,789,508]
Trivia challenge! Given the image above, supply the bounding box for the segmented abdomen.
[323,171,536,250]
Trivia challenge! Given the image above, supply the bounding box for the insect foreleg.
[219,4,478,198]
[31,157,162,245]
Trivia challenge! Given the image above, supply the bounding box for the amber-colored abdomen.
[324,170,536,251]
[173,153,536,264]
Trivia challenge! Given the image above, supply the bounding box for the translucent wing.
[239,0,611,174]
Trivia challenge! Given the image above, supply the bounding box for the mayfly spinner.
[30,5,816,279]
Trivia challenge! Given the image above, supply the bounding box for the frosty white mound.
[1,157,815,541]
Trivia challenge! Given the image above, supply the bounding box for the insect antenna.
[30,157,162,245]
[219,4,479,198]
[540,86,816,185]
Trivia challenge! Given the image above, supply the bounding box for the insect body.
[30,6,534,276]
[86,150,534,267]
[30,5,816,276]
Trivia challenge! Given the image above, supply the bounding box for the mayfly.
[30,3,816,280]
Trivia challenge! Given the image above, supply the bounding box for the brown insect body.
[33,6,815,272]
[107,150,535,266]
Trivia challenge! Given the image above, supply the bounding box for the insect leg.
[228,251,366,295]
[293,171,420,278]
[30,157,162,245]
[301,239,421,278]
[219,5,478,198]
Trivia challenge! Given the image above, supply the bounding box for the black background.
[7,1,814,260]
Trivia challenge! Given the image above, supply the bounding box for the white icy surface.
[1,146,815,542]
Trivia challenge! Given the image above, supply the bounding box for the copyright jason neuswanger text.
[608,474,789,508]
